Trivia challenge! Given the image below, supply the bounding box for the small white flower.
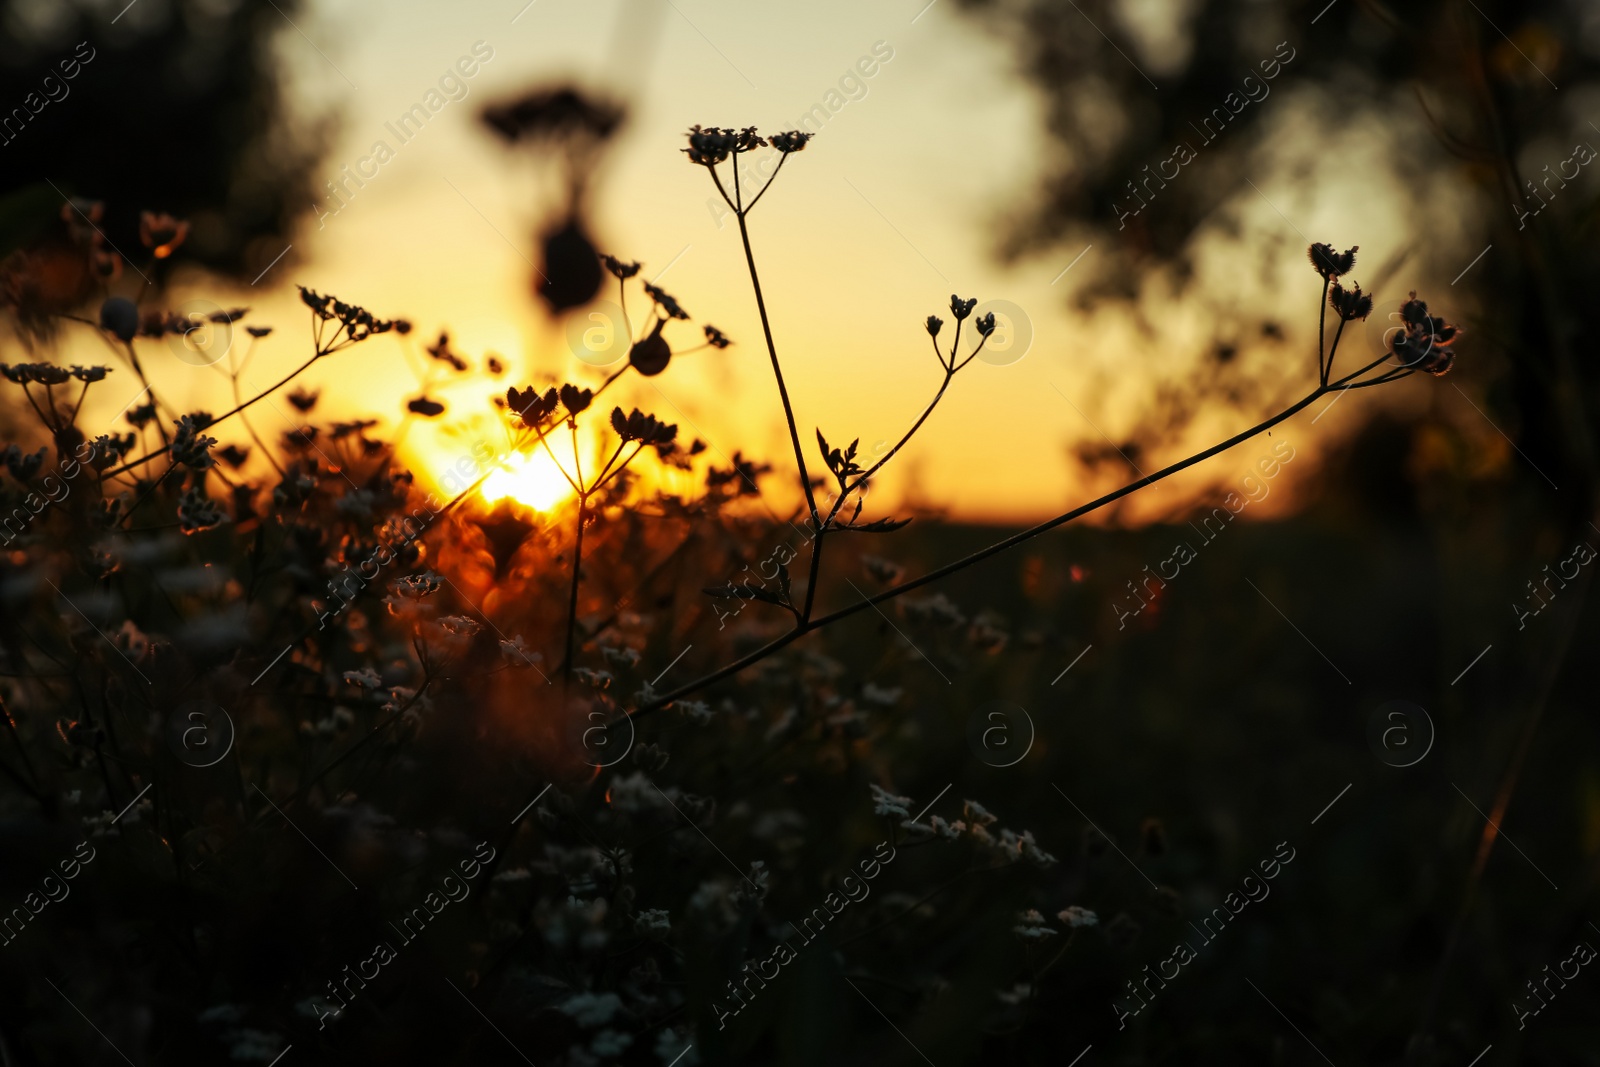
[634,908,672,937]
[963,799,998,826]
[573,667,613,689]
[499,635,542,668]
[1013,909,1056,939]
[861,683,902,707]
[870,783,912,818]
[343,668,381,688]
[678,699,712,724]
[559,991,623,1028]
[437,614,481,637]
[1058,905,1099,929]
[601,644,641,668]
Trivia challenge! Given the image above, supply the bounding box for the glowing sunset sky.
[86,0,1469,522]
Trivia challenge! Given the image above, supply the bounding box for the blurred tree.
[957,0,1600,512]
[0,0,330,282]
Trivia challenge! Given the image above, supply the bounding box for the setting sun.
[479,449,574,512]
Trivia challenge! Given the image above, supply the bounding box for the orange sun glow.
[479,449,574,512]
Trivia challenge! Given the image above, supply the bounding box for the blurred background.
[3,0,1600,1063]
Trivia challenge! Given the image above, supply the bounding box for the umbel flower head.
[610,407,678,447]
[481,86,624,144]
[1307,243,1357,279]
[297,287,405,339]
[682,125,779,165]
[769,130,812,154]
[507,385,559,426]
[1389,292,1460,376]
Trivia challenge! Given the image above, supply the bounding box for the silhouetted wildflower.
[684,125,736,165]
[426,332,469,372]
[0,362,69,385]
[297,287,403,338]
[1389,292,1459,375]
[1307,242,1357,278]
[482,86,624,143]
[1328,280,1373,321]
[176,487,225,533]
[643,282,689,320]
[539,217,604,313]
[508,385,559,426]
[630,320,672,377]
[139,211,189,258]
[407,397,446,417]
[926,315,943,337]
[703,324,731,348]
[172,415,218,469]
[99,296,139,341]
[610,407,677,446]
[217,444,250,468]
[560,383,593,417]
[769,130,812,153]
[287,387,320,412]
[950,295,977,320]
[603,255,641,279]
[3,445,46,482]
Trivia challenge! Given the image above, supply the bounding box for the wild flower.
[869,783,913,817]
[1014,909,1057,939]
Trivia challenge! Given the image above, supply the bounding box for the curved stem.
[563,499,589,682]
[832,371,954,523]
[633,384,1329,719]
[741,152,789,215]
[1317,277,1331,385]
[229,344,284,477]
[1323,317,1348,383]
[733,163,818,524]
[103,351,324,478]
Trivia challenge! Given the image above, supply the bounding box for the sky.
[83,0,1481,524]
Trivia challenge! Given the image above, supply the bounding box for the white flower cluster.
[904,799,1058,867]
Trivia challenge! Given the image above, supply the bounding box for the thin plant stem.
[633,382,1333,720]
[731,158,819,525]
[563,499,589,683]
[1318,276,1330,384]
[103,349,324,478]
[229,342,284,477]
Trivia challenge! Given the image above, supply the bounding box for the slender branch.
[102,350,325,478]
[741,152,789,215]
[1318,276,1331,385]
[229,343,284,477]
[563,500,589,682]
[732,161,819,524]
[633,384,1331,719]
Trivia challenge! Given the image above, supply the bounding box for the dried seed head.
[1307,242,1357,278]
[1387,291,1460,376]
[1328,280,1373,321]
